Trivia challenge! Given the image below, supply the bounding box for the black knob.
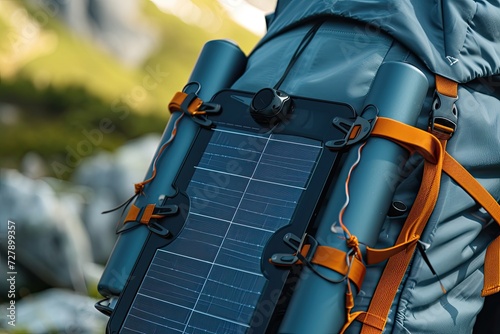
[250,88,292,125]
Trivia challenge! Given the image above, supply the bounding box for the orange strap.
[357,117,444,266]
[351,115,500,332]
[442,153,500,297]
[361,126,490,267]
[168,91,206,116]
[442,153,500,223]
[360,144,446,334]
[483,236,500,296]
[298,244,366,292]
[435,75,458,98]
[123,203,166,225]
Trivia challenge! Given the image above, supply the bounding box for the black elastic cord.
[273,19,325,90]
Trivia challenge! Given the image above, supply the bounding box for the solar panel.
[106,90,356,334]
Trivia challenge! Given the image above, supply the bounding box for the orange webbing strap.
[168,91,206,116]
[337,115,446,333]
[326,117,446,333]
[123,203,166,225]
[298,244,366,292]
[442,153,500,223]
[358,111,500,332]
[435,75,458,98]
[362,117,445,261]
[124,204,141,223]
[483,236,500,296]
[359,139,447,333]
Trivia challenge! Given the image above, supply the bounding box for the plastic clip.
[270,233,318,266]
[147,204,178,238]
[94,297,118,316]
[429,91,458,140]
[326,111,376,150]
[154,204,178,216]
[199,101,221,115]
[180,93,220,128]
[148,221,170,238]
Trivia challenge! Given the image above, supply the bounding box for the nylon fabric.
[255,0,500,82]
[233,19,394,112]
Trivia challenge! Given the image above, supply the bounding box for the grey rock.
[0,288,108,333]
[72,134,160,264]
[0,169,92,293]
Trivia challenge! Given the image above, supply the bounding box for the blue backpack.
[97,1,500,333]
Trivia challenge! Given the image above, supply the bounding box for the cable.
[273,19,325,90]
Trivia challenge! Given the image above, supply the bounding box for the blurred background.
[0,0,274,332]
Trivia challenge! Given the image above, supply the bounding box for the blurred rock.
[0,169,92,294]
[72,133,160,264]
[0,133,159,299]
[0,133,160,312]
[20,151,48,179]
[0,288,108,333]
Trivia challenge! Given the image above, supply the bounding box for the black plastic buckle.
[326,107,377,150]
[429,91,458,140]
[270,233,318,266]
[180,93,220,128]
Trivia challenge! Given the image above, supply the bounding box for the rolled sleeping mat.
[278,61,429,334]
[97,40,247,298]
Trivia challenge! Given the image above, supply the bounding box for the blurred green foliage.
[0,76,168,178]
[0,0,260,178]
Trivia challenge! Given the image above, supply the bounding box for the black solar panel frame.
[106,89,356,334]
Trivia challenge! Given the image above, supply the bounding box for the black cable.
[273,19,325,90]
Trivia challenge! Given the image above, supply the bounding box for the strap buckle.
[180,93,221,128]
[270,233,317,266]
[429,91,458,140]
[326,106,377,150]
[120,204,178,237]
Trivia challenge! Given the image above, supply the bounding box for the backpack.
[97,2,500,333]
[232,3,500,333]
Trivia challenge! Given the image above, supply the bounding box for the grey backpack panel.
[260,0,500,82]
[233,18,395,110]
